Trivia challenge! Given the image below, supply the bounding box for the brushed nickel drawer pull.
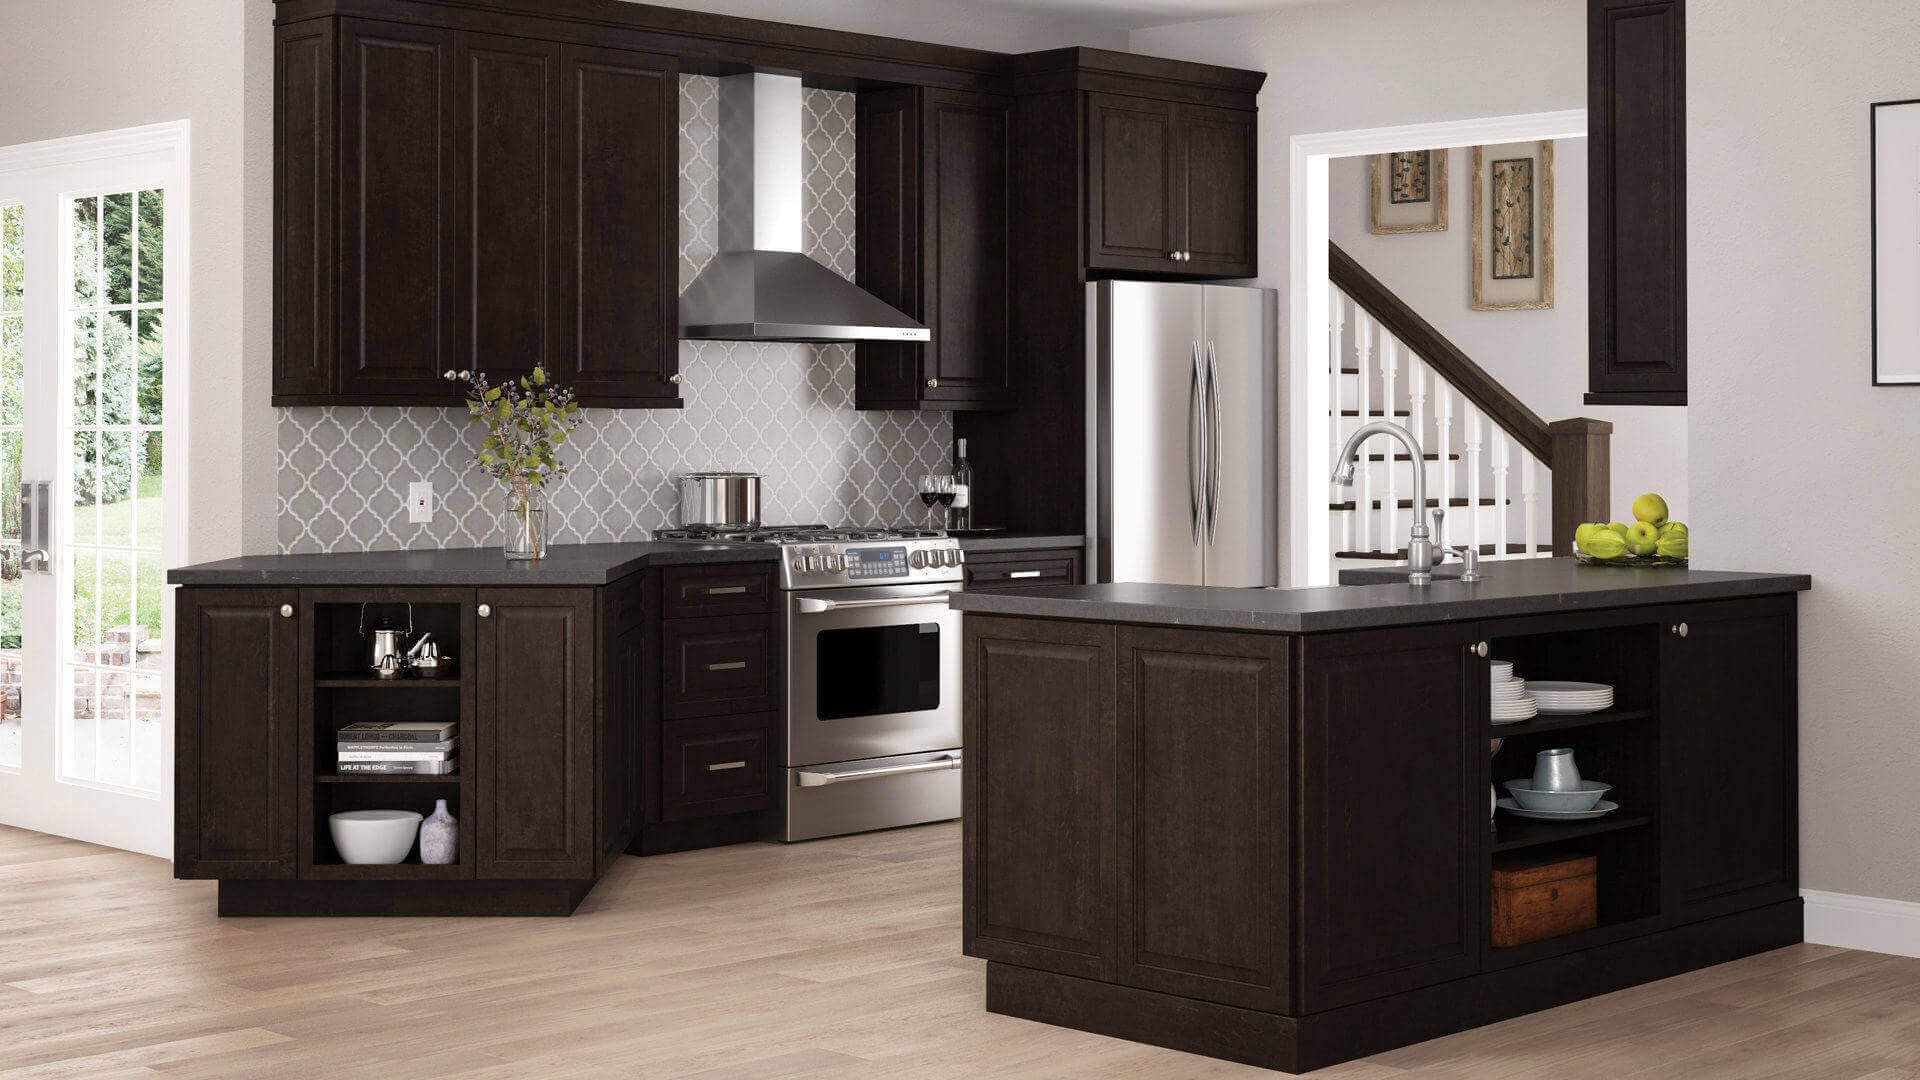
[1008,570,1043,579]
[705,585,748,595]
[705,660,748,671]
[707,760,747,772]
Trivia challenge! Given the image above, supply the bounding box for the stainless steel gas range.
[655,525,965,841]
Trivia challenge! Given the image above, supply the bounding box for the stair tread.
[1337,409,1412,417]
[1364,453,1460,461]
[1330,497,1506,511]
[1336,544,1555,560]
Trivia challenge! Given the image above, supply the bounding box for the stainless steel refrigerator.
[1086,280,1277,586]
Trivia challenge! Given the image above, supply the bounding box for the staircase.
[1325,242,1612,574]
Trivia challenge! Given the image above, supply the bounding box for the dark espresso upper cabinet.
[274,17,679,407]
[1086,94,1256,279]
[856,87,1015,410]
[1588,0,1686,405]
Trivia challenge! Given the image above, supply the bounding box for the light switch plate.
[408,481,434,524]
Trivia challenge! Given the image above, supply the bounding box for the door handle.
[796,591,956,614]
[1205,340,1221,545]
[795,753,962,787]
[1188,341,1204,544]
[18,481,49,573]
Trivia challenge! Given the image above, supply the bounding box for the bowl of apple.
[1573,493,1689,567]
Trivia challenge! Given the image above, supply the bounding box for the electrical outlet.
[408,481,434,524]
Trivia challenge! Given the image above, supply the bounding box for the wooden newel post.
[1548,418,1613,556]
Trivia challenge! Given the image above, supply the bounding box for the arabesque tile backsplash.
[278,77,951,554]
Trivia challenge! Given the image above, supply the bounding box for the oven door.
[786,583,962,767]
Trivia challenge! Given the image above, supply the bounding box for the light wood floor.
[4,823,1919,1079]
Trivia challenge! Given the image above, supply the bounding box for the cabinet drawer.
[662,714,773,821]
[963,548,1082,591]
[662,614,776,719]
[662,564,775,618]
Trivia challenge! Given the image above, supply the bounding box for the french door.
[0,124,186,858]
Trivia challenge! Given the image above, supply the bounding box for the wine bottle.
[951,438,973,530]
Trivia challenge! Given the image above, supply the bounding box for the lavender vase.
[419,799,458,865]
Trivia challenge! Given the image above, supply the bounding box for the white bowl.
[1502,779,1611,813]
[329,809,423,864]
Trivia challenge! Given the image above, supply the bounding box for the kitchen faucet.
[1332,421,1437,585]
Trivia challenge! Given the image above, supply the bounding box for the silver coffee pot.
[360,604,415,675]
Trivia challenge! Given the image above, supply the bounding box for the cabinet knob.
[1672,622,1688,638]
[1471,641,1490,658]
[279,604,293,618]
[478,604,492,619]
[668,373,683,385]
[926,378,939,389]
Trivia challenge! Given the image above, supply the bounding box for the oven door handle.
[795,753,963,787]
[796,590,957,614]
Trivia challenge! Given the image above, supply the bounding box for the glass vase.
[503,498,549,560]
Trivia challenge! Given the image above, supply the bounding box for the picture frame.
[1369,150,1447,234]
[1471,140,1555,311]
[1872,99,1920,385]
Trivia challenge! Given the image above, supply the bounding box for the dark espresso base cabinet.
[172,553,781,916]
[962,590,1803,1071]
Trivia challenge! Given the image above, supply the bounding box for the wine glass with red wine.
[918,474,956,530]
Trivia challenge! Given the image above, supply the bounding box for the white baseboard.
[1802,889,1920,958]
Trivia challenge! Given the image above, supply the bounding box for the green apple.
[1607,522,1631,539]
[1625,521,1660,555]
[1632,492,1670,526]
[1656,535,1689,559]
[1583,532,1628,559]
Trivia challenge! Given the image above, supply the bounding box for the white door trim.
[1286,109,1586,586]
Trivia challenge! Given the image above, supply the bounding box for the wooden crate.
[1492,852,1597,947]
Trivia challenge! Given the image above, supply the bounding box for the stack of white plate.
[1528,680,1615,715]
[1490,666,1538,724]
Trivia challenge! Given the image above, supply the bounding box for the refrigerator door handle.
[1205,340,1221,546]
[1188,341,1204,544]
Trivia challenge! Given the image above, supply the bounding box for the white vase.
[419,799,458,865]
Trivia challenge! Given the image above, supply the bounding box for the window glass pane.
[137,190,164,304]
[70,551,99,654]
[0,428,18,772]
[71,314,98,425]
[92,662,132,789]
[64,669,99,779]
[71,196,99,306]
[131,674,163,792]
[0,203,22,313]
[136,308,162,425]
[136,434,163,551]
[103,192,133,307]
[102,310,134,425]
[0,306,18,428]
[95,431,134,548]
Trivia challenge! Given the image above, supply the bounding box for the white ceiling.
[964,0,1337,32]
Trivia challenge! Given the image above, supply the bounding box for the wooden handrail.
[1330,242,1553,463]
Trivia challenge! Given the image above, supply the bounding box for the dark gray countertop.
[953,532,1084,553]
[948,557,1809,633]
[167,542,779,586]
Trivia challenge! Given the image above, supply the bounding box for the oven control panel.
[780,540,964,589]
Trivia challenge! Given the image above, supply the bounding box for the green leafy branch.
[443,367,583,513]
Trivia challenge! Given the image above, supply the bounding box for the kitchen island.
[949,558,1809,1072]
[169,543,782,915]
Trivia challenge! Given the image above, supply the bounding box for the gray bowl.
[1503,779,1611,813]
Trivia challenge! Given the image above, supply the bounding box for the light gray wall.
[1330,142,1689,522]
[0,0,277,563]
[1689,0,1920,903]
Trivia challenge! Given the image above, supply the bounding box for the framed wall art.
[1369,150,1447,234]
[1873,99,1920,385]
[1471,140,1555,310]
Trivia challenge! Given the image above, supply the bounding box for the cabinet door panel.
[476,590,595,878]
[1087,94,1178,271]
[456,33,557,386]
[923,89,1013,404]
[274,21,335,400]
[175,589,299,880]
[597,576,646,872]
[964,617,1117,980]
[1178,104,1256,278]
[854,87,922,408]
[1116,627,1288,1011]
[337,19,458,401]
[1662,597,1797,922]
[556,45,678,404]
[1300,623,1481,1011]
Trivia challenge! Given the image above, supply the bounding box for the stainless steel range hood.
[679,74,929,343]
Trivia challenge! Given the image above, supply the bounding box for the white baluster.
[1381,336,1398,551]
[1356,315,1374,552]
[1436,384,1454,534]
[1329,291,1347,467]
[1408,361,1429,518]
[1465,411,1484,556]
[1522,453,1540,559]
[1493,433,1512,560]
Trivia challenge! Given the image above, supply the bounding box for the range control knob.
[826,555,845,572]
[942,549,960,567]
[909,550,927,569]
[790,556,806,575]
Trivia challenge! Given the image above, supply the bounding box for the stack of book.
[336,721,457,775]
